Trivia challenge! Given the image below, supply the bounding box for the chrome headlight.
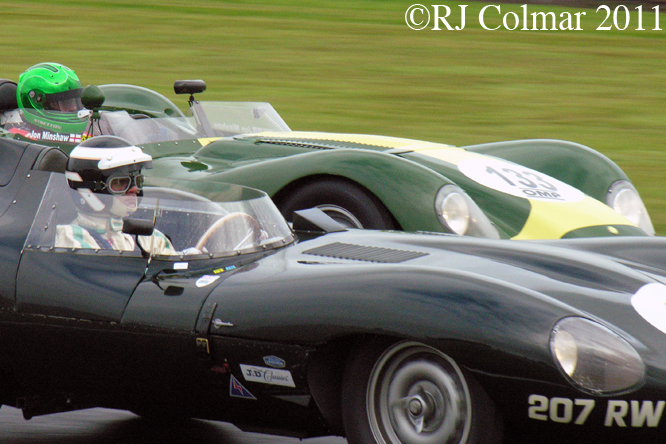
[551,317,645,395]
[606,180,654,236]
[435,185,499,238]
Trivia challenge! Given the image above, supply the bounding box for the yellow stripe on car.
[254,132,639,239]
[512,198,635,240]
[401,145,640,239]
[198,137,220,147]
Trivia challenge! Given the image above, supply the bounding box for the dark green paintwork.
[465,139,630,203]
[144,138,456,233]
[1,83,650,239]
[1,136,666,442]
[141,133,645,239]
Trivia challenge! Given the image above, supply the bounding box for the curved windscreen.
[26,174,294,259]
[196,102,290,136]
[98,102,290,145]
[143,178,294,258]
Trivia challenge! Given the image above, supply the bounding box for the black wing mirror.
[123,218,155,257]
[174,80,207,106]
[174,80,207,96]
[81,85,105,111]
[174,80,214,137]
[80,85,106,135]
[122,217,154,236]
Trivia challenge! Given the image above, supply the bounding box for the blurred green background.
[3,0,665,233]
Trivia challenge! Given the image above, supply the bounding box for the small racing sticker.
[240,364,295,387]
[214,265,237,274]
[263,355,286,368]
[230,375,256,400]
[457,158,584,202]
[631,283,666,335]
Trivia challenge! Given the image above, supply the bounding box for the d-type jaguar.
[1,135,666,444]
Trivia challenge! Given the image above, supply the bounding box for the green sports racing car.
[0,77,654,240]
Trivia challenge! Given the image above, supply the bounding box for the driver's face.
[109,186,139,217]
[117,186,139,211]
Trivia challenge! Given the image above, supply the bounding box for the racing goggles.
[66,169,145,195]
[106,171,143,194]
[106,171,145,194]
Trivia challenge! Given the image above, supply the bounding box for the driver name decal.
[240,364,295,387]
[457,158,585,202]
[8,127,84,143]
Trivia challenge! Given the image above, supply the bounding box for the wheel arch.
[306,335,360,435]
[211,148,456,233]
[271,174,400,229]
[464,139,629,202]
[306,334,404,435]
[296,265,578,435]
[307,334,506,442]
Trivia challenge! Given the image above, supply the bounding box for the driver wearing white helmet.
[56,136,176,254]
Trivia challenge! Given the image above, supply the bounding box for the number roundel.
[457,158,584,203]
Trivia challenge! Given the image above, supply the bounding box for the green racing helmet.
[16,63,87,134]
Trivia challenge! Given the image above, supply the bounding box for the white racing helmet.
[65,136,153,216]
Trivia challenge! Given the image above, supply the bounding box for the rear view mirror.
[174,80,207,96]
[122,217,154,236]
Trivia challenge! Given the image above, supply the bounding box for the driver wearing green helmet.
[3,62,88,143]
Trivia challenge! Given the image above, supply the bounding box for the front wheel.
[341,339,501,444]
[277,179,395,229]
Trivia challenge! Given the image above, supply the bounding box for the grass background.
[3,0,665,233]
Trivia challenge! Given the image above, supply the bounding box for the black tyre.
[342,339,502,444]
[277,179,395,229]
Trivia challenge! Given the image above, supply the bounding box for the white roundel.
[196,275,220,288]
[457,158,584,202]
[631,283,666,335]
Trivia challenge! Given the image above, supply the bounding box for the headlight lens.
[606,180,654,236]
[439,191,470,235]
[435,185,500,239]
[551,317,645,395]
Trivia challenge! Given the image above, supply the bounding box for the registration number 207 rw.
[528,395,665,428]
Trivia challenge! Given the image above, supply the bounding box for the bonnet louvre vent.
[256,139,341,150]
[303,242,428,263]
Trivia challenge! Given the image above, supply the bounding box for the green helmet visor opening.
[43,88,84,113]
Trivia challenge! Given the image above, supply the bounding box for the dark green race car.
[0,78,654,239]
[3,135,666,444]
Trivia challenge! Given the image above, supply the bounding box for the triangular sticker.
[230,374,257,400]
